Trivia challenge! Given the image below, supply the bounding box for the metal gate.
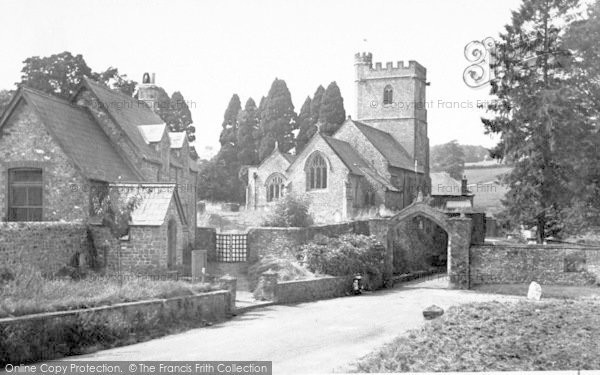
[216,233,247,262]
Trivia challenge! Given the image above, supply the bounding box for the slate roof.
[20,88,139,182]
[82,78,163,163]
[430,172,468,196]
[352,120,422,172]
[322,136,371,176]
[282,153,297,163]
[112,183,186,226]
[322,135,398,191]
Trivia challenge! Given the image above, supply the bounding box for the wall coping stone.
[0,290,229,324]
[474,243,600,250]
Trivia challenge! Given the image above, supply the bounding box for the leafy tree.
[294,96,313,152]
[237,98,260,165]
[257,79,297,160]
[19,52,94,99]
[161,91,195,142]
[318,81,346,135]
[482,0,586,242]
[0,90,14,118]
[430,140,465,180]
[94,67,137,96]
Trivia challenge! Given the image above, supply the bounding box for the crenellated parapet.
[355,52,426,81]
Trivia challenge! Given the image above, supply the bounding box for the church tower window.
[306,153,328,190]
[383,85,393,105]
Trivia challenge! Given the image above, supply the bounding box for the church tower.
[355,52,429,176]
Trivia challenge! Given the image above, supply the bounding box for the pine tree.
[168,91,195,142]
[482,0,585,241]
[294,96,313,152]
[318,81,346,135]
[257,79,297,160]
[219,94,241,147]
[310,85,325,126]
[237,98,260,165]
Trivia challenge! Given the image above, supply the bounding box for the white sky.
[0,0,523,159]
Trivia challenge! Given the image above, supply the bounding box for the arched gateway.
[387,202,473,289]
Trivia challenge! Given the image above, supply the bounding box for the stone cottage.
[246,53,431,222]
[0,74,198,272]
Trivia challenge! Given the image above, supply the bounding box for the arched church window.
[383,85,393,105]
[306,153,328,190]
[266,174,285,202]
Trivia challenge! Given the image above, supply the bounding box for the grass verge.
[352,299,600,372]
[0,265,219,318]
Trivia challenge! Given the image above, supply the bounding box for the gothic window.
[383,85,393,105]
[8,168,43,221]
[306,153,328,190]
[266,173,285,202]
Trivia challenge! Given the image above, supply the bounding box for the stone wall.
[196,227,217,261]
[0,290,230,364]
[0,101,89,222]
[0,222,90,275]
[470,244,600,286]
[275,276,354,304]
[247,221,372,262]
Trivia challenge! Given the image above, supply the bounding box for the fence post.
[219,275,237,313]
[260,270,279,302]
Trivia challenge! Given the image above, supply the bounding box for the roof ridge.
[21,86,83,109]
[83,77,145,103]
[352,120,395,137]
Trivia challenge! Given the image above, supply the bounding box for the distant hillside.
[464,166,512,217]
[430,143,491,165]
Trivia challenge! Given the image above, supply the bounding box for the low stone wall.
[0,290,230,365]
[470,244,600,286]
[0,222,90,276]
[247,220,375,262]
[275,276,354,304]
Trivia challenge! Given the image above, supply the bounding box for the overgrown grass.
[0,264,219,318]
[352,298,600,372]
[248,256,316,298]
[473,283,600,299]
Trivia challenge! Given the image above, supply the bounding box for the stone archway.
[388,202,472,289]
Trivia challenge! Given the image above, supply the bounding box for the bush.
[301,234,386,290]
[248,256,315,297]
[263,194,313,227]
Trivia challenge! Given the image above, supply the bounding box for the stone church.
[0,74,198,272]
[246,52,431,223]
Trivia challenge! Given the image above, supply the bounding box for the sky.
[0,0,524,159]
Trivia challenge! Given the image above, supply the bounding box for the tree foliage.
[257,78,297,160]
[482,0,592,241]
[318,81,346,135]
[430,140,465,180]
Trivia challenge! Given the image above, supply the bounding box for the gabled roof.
[282,153,297,163]
[5,87,139,182]
[168,132,186,149]
[81,78,163,163]
[321,136,371,176]
[112,183,187,226]
[322,135,398,191]
[138,124,166,144]
[431,172,471,196]
[351,120,422,172]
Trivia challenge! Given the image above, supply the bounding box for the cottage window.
[383,85,393,105]
[266,174,285,202]
[306,153,327,190]
[8,168,43,221]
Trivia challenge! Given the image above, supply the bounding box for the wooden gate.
[216,233,248,262]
